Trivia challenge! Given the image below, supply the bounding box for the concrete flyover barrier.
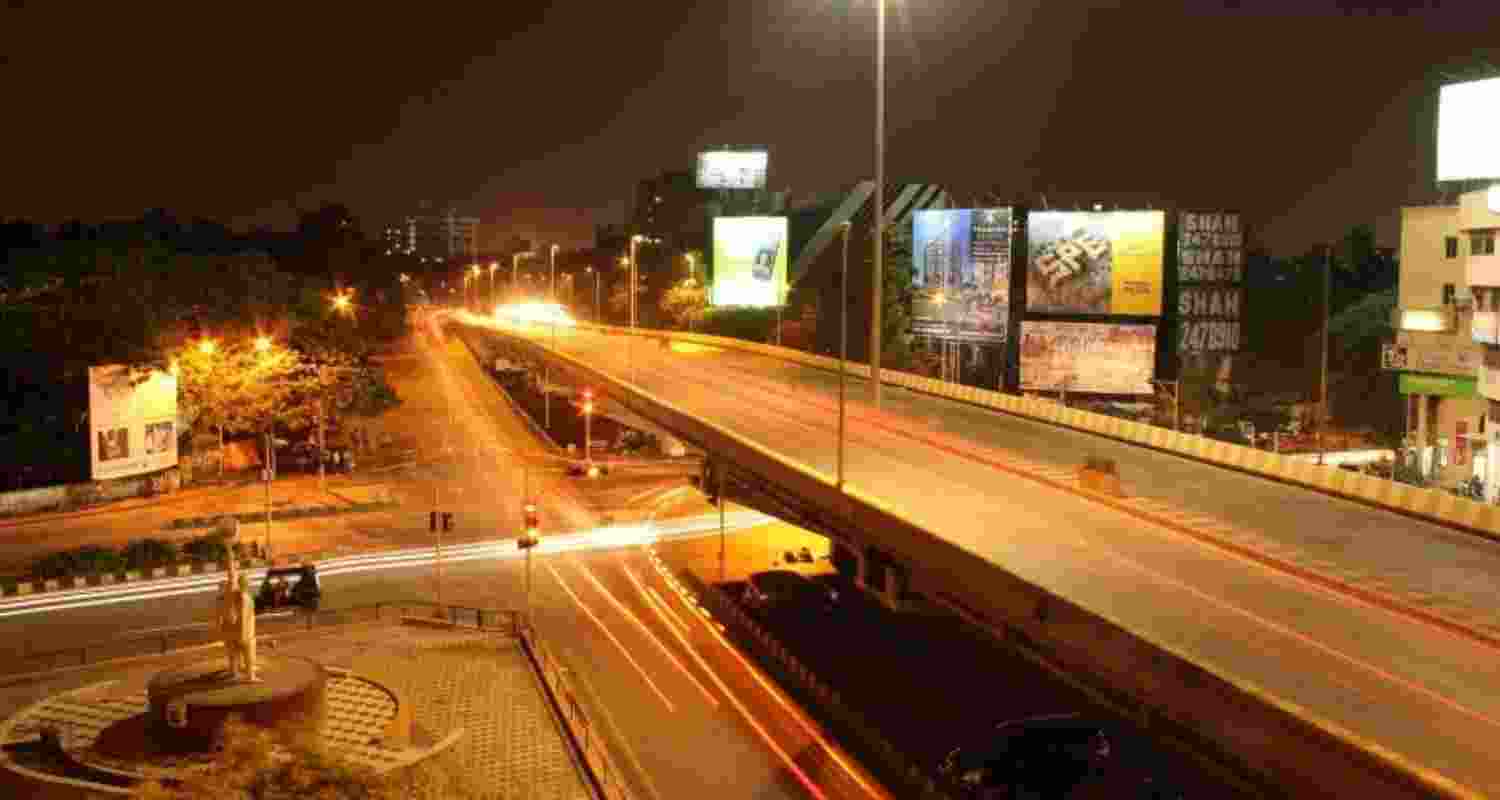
[487,322,1468,800]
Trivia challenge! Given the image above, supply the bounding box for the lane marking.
[545,563,677,713]
[573,561,720,708]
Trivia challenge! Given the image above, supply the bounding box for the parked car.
[254,565,321,613]
[743,570,839,612]
[940,713,1186,799]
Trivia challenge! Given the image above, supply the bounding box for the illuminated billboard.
[912,208,1012,341]
[89,365,178,480]
[1437,77,1500,182]
[1177,211,1244,354]
[1026,211,1165,315]
[711,216,788,307]
[697,150,769,190]
[1020,321,1156,395]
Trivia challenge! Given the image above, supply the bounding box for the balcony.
[1474,311,1500,345]
[1466,253,1500,289]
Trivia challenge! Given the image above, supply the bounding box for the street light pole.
[869,0,886,410]
[1318,243,1332,466]
[839,222,851,490]
[550,244,559,303]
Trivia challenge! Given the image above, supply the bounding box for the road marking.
[544,562,676,713]
[573,561,720,708]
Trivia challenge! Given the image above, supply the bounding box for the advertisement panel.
[711,216,788,308]
[696,150,769,190]
[912,208,1012,341]
[1026,211,1165,315]
[1178,211,1244,354]
[89,365,178,480]
[1437,76,1500,182]
[1020,321,1156,395]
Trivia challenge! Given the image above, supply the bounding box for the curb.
[162,500,401,531]
[2,559,272,599]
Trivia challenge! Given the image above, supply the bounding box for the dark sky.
[4,1,1497,254]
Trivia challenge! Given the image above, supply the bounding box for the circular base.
[143,655,325,753]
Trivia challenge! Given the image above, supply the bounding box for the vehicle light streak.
[574,562,720,708]
[546,562,677,713]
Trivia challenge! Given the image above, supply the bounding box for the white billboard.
[712,217,788,307]
[89,365,178,480]
[1020,321,1156,395]
[696,150,768,190]
[1437,77,1500,182]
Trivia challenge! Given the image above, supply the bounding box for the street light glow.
[198,339,217,355]
[254,335,272,352]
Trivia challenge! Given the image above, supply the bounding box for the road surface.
[489,316,1500,796]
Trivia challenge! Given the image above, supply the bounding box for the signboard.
[1177,211,1243,353]
[911,208,1012,341]
[1026,211,1165,315]
[89,365,178,480]
[1019,321,1157,395]
[1398,373,1478,398]
[1437,77,1500,182]
[711,216,788,307]
[1387,331,1481,375]
[696,150,769,190]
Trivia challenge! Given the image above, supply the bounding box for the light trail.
[545,562,677,713]
[573,561,720,708]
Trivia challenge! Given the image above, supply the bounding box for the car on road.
[254,565,321,614]
[939,713,1186,799]
[742,570,839,612]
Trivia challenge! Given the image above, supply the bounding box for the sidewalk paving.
[0,620,589,800]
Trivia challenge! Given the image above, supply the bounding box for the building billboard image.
[696,150,769,190]
[88,365,178,480]
[1026,211,1165,315]
[1020,321,1157,395]
[912,208,1012,341]
[711,216,788,308]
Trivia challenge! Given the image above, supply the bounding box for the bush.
[183,532,229,564]
[32,545,123,579]
[121,538,180,570]
[700,306,776,343]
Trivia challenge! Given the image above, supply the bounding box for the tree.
[659,278,707,329]
[879,220,914,369]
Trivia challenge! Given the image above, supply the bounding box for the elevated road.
[487,317,1500,799]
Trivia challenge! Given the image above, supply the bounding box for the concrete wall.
[0,468,179,517]
[1399,204,1463,310]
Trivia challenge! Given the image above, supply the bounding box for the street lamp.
[628,235,659,384]
[838,222,851,490]
[470,265,482,312]
[198,338,217,356]
[581,389,595,473]
[869,0,888,409]
[512,251,535,300]
[585,267,601,322]
[254,335,272,353]
[488,261,499,308]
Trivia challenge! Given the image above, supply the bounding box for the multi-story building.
[1458,187,1500,498]
[631,171,710,253]
[394,209,481,261]
[1392,202,1485,487]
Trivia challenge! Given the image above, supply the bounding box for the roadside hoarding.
[1020,321,1157,395]
[1437,76,1500,182]
[1178,211,1244,355]
[696,150,769,190]
[89,365,178,480]
[1026,211,1165,315]
[711,216,788,307]
[911,208,1012,341]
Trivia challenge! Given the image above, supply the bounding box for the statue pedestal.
[144,655,326,753]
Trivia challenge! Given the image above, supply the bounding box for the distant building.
[631,171,711,253]
[1393,202,1485,487]
[1451,187,1500,498]
[394,209,481,261]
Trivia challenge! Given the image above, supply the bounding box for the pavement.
[0,620,590,800]
[492,317,1500,797]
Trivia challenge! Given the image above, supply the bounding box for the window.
[1443,283,1456,305]
[1473,233,1496,256]
[1447,237,1460,258]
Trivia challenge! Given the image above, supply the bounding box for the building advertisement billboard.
[696,150,769,190]
[711,216,788,307]
[1178,211,1244,354]
[1020,321,1156,395]
[1026,211,1165,315]
[88,365,178,480]
[1437,76,1500,182]
[912,208,1012,341]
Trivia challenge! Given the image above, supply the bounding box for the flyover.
[467,313,1500,800]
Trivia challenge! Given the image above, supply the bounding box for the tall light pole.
[628,235,655,385]
[488,261,499,309]
[869,0,887,410]
[470,265,481,312]
[586,267,600,322]
[839,222,851,490]
[550,243,560,303]
[1318,243,1333,466]
[513,251,535,299]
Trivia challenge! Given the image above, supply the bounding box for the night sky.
[4,1,1497,254]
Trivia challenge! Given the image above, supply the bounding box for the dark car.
[743,570,839,612]
[254,565,321,613]
[940,714,1186,799]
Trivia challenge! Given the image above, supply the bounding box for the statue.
[217,525,259,682]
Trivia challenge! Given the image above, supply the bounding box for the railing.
[520,624,635,800]
[2,602,523,678]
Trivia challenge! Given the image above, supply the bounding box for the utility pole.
[1318,243,1332,466]
[870,0,886,410]
[839,222,851,490]
[263,430,274,562]
[718,463,727,584]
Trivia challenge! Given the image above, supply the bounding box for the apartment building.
[1460,187,1500,498]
